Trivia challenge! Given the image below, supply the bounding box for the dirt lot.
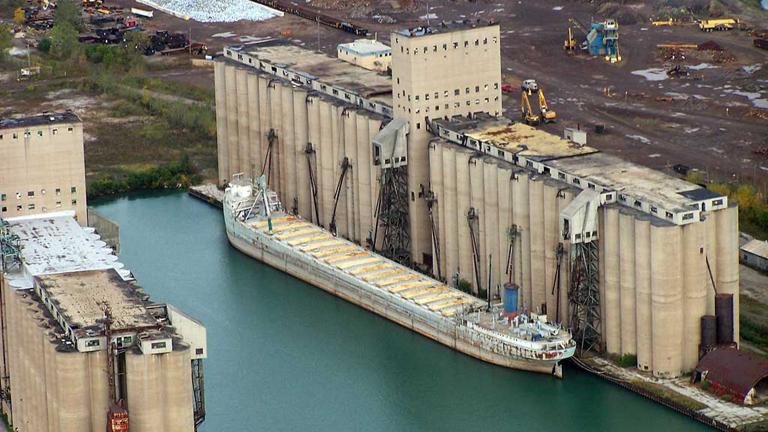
[105,0,768,190]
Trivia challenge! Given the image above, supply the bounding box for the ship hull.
[224,214,566,377]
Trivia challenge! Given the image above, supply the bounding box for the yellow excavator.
[521,79,556,125]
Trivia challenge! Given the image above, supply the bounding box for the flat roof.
[434,115,599,160]
[3,212,129,289]
[396,20,498,37]
[338,39,390,56]
[548,152,716,212]
[35,269,158,332]
[0,111,80,130]
[742,239,768,259]
[236,39,392,105]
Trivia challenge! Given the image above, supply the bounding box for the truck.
[131,7,154,19]
[698,18,738,32]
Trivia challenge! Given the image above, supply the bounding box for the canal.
[94,191,710,431]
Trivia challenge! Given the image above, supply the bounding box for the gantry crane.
[520,79,557,126]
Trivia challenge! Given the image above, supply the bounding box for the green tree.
[50,22,79,60]
[0,23,12,61]
[54,0,84,31]
[37,37,52,53]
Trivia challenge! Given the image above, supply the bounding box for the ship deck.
[247,215,487,318]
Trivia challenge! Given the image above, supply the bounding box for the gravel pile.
[138,0,282,23]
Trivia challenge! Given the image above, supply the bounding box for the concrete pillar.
[556,189,576,326]
[367,118,382,236]
[281,84,296,211]
[268,81,283,195]
[651,223,684,378]
[483,160,500,297]
[319,101,334,228]
[543,181,559,319]
[406,129,432,269]
[224,65,240,178]
[235,68,251,179]
[469,157,486,295]
[294,89,311,219]
[88,350,108,432]
[257,75,272,178]
[247,72,262,179]
[619,211,637,356]
[429,142,444,277]
[356,112,373,245]
[683,221,707,371]
[703,212,717,315]
[442,146,459,282]
[307,96,322,224]
[56,352,91,432]
[528,178,545,314]
[603,206,621,355]
[634,216,652,371]
[512,172,531,311]
[163,349,194,431]
[497,165,513,291]
[342,109,358,241]
[456,149,473,288]
[126,353,162,432]
[214,61,229,185]
[715,205,739,344]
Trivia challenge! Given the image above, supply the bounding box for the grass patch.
[87,156,200,199]
[609,353,638,368]
[630,380,708,411]
[740,295,768,353]
[123,76,213,102]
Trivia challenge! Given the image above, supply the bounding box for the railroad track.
[250,0,369,36]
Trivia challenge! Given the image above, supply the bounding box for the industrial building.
[0,112,88,224]
[337,38,392,72]
[740,238,768,272]
[0,212,206,432]
[214,20,739,378]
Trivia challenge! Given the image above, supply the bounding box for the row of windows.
[398,37,498,55]
[398,97,498,114]
[338,48,391,58]
[1,200,77,213]
[1,187,77,201]
[397,83,500,102]
[0,127,75,140]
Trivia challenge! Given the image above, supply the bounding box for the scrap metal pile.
[137,0,281,22]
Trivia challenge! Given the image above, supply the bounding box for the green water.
[94,192,711,432]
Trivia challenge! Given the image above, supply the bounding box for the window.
[71,186,77,194]
[558,173,566,180]
[12,133,18,139]
[683,213,694,221]
[0,194,5,201]
[16,205,21,211]
[573,178,581,185]
[67,127,73,133]
[151,341,167,349]
[434,92,439,99]
[618,195,626,202]
[56,201,62,208]
[416,122,421,129]
[28,191,34,198]
[713,199,723,206]
[27,204,35,210]
[196,348,204,355]
[464,41,469,48]
[85,340,100,348]
[37,130,43,137]
[55,188,61,196]
[483,38,488,44]
[52,128,58,135]
[454,89,460,96]
[71,199,77,205]
[425,94,429,101]
[665,211,673,219]
[650,206,658,214]
[494,83,499,90]
[1,207,6,213]
[634,200,642,208]
[0,134,3,140]
[15,192,21,200]
[465,87,470,94]
[475,86,480,92]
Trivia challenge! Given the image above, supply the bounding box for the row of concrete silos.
[428,142,574,325]
[215,62,385,246]
[0,281,196,432]
[428,140,740,378]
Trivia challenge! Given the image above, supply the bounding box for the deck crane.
[520,79,557,126]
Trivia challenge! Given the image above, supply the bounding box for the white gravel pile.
[138,0,283,23]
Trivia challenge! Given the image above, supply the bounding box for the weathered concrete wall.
[87,207,120,254]
[428,140,739,378]
[215,62,384,245]
[0,280,196,432]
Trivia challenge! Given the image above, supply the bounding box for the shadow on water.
[94,191,711,432]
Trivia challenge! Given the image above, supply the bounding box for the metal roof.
[742,239,768,259]
[696,348,768,399]
[338,39,390,56]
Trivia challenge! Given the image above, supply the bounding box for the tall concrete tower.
[390,21,502,270]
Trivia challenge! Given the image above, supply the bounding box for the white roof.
[338,39,391,56]
[4,212,131,289]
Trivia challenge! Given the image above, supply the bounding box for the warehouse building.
[337,38,392,72]
[0,212,206,432]
[0,112,87,224]
[740,239,768,272]
[214,20,739,378]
